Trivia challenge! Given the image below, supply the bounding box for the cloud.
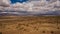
[0,0,60,15]
[0,0,10,7]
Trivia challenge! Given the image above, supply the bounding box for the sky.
[10,0,28,3]
[0,0,60,15]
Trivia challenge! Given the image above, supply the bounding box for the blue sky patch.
[10,0,28,4]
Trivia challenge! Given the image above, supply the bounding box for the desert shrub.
[42,31,45,33]
[57,27,60,29]
[51,31,54,34]
[23,29,27,31]
[0,32,2,34]
[25,24,29,26]
[0,24,2,26]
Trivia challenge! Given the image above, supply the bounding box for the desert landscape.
[0,16,60,34]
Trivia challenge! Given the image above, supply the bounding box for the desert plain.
[0,16,60,34]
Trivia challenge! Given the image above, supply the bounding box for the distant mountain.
[34,10,60,16]
[45,10,60,15]
[0,10,60,16]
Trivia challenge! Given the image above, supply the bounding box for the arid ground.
[0,16,60,34]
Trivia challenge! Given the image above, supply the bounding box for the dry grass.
[0,16,60,34]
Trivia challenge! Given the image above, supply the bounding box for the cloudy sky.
[0,0,60,15]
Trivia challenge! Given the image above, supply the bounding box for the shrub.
[0,32,2,34]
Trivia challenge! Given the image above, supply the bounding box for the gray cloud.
[0,0,10,7]
[0,0,60,15]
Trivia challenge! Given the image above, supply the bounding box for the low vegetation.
[0,16,60,34]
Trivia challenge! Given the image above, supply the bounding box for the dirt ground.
[0,16,60,34]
